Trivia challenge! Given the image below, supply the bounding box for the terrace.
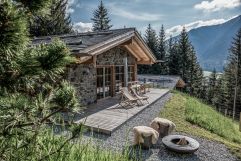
[74,88,170,135]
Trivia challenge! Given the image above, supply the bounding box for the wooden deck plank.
[75,88,169,135]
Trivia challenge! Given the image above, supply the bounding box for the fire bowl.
[162,135,199,153]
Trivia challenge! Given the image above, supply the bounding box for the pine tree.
[158,25,168,74]
[14,0,50,13]
[207,69,218,105]
[198,75,208,100]
[0,1,28,90]
[91,0,112,31]
[168,36,180,75]
[144,24,158,54]
[178,27,191,83]
[187,46,203,96]
[139,24,160,74]
[223,63,236,111]
[221,28,241,118]
[0,1,81,159]
[168,27,203,96]
[194,67,204,98]
[215,76,225,109]
[29,0,72,37]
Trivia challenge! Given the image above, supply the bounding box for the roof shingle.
[32,28,135,54]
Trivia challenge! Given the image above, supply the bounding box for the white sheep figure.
[150,117,176,137]
[133,126,159,146]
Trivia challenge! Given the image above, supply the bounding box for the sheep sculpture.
[150,117,176,138]
[133,126,159,148]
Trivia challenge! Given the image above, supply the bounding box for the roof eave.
[76,30,135,56]
[134,30,157,64]
[73,28,156,65]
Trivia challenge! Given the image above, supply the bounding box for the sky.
[67,0,241,37]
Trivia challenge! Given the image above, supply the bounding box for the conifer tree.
[194,67,204,98]
[207,69,218,105]
[29,0,72,37]
[91,0,112,31]
[222,63,236,111]
[178,27,191,83]
[215,76,225,108]
[144,24,158,54]
[14,0,50,13]
[168,36,180,75]
[167,27,203,96]
[0,1,81,159]
[139,24,160,74]
[221,28,241,118]
[158,25,168,74]
[0,1,29,90]
[186,46,203,96]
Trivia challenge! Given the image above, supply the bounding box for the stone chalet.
[32,28,157,105]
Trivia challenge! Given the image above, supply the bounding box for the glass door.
[115,66,124,94]
[97,67,111,99]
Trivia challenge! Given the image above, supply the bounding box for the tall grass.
[34,132,132,161]
[185,96,241,144]
[1,127,132,161]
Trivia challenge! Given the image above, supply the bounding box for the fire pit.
[162,135,199,153]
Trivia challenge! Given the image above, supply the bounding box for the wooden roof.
[32,28,156,65]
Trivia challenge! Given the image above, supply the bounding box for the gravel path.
[77,93,239,161]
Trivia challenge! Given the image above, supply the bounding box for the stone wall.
[67,46,136,106]
[67,64,96,105]
[97,47,136,65]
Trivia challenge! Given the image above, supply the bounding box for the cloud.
[108,4,162,21]
[194,0,241,12]
[67,0,76,14]
[73,22,93,33]
[166,17,235,37]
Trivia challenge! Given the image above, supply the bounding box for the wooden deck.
[75,88,170,135]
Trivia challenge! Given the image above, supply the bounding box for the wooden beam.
[93,55,97,67]
[120,38,133,46]
[132,40,150,62]
[123,45,141,61]
[134,62,137,81]
[137,60,154,65]
[89,35,134,56]
[133,35,156,63]
[76,56,92,64]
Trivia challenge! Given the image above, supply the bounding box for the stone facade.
[97,47,136,65]
[67,64,97,105]
[67,46,136,106]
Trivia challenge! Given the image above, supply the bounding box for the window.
[115,66,124,93]
[128,66,135,82]
[97,67,111,99]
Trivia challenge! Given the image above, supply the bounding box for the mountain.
[180,15,241,71]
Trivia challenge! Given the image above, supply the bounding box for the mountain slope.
[187,15,241,71]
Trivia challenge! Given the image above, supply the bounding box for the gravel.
[73,93,239,161]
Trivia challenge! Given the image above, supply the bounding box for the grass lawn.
[160,91,241,159]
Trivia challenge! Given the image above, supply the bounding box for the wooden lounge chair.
[130,87,149,104]
[118,87,142,108]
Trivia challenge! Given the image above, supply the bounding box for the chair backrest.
[130,87,139,98]
[122,87,136,100]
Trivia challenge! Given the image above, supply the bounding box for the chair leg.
[146,99,149,104]
[137,99,144,106]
